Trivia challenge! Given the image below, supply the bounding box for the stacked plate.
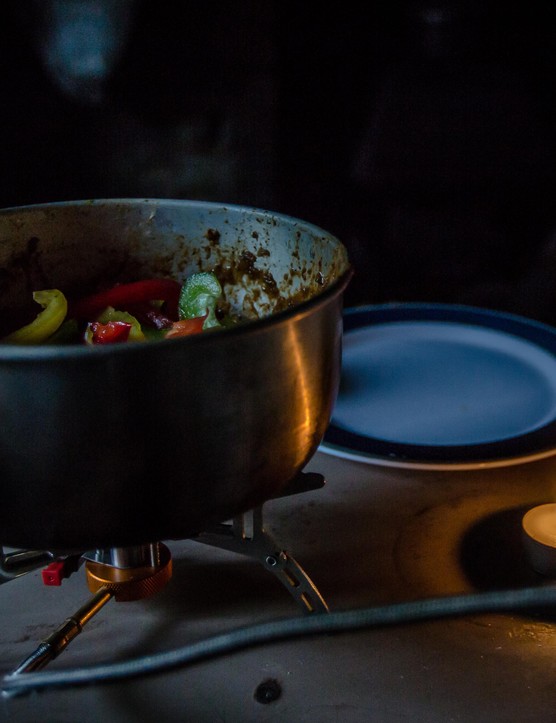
[320,303,556,470]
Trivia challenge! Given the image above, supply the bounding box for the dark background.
[2,1,556,322]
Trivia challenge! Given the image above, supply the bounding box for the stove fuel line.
[3,583,556,699]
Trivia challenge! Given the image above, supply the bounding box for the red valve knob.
[42,561,66,586]
[42,556,81,586]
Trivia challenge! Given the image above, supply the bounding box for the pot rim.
[0,197,353,361]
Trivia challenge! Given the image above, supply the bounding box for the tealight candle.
[522,503,556,577]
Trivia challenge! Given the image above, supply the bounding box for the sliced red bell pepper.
[89,320,132,344]
[70,279,182,321]
[165,315,207,338]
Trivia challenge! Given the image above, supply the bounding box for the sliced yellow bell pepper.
[3,289,68,344]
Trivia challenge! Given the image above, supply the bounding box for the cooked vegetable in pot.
[1,272,229,345]
[2,289,68,344]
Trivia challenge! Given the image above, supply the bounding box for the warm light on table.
[522,503,556,577]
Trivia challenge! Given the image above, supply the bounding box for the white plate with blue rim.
[319,303,556,470]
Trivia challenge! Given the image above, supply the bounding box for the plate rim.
[320,302,556,470]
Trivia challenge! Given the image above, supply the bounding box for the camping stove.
[1,471,328,678]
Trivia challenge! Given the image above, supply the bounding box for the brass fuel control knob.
[85,542,172,601]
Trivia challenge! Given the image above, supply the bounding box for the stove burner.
[1,470,329,680]
[84,543,173,601]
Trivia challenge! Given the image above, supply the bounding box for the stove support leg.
[195,505,329,614]
[0,547,55,583]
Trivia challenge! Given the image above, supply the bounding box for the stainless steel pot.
[0,199,351,551]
